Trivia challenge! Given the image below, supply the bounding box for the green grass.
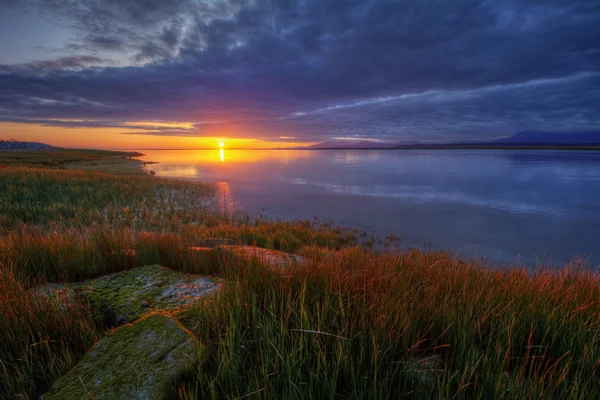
[0,148,142,167]
[0,151,599,399]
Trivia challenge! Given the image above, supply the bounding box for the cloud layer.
[1,0,599,142]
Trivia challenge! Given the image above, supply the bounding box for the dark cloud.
[0,0,599,141]
[0,56,110,73]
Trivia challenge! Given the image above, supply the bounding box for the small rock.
[44,314,201,399]
[407,355,443,385]
[29,282,72,298]
[116,315,128,325]
[141,301,149,308]
[217,245,307,270]
[194,238,237,248]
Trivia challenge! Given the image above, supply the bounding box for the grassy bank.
[1,151,599,398]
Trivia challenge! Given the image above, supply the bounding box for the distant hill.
[0,140,57,151]
[392,131,600,149]
[312,132,600,150]
[493,131,600,146]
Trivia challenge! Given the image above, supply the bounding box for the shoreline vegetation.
[1,149,599,399]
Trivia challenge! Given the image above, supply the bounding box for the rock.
[194,238,237,248]
[406,355,443,385]
[29,282,73,298]
[217,245,307,269]
[44,314,200,400]
[76,265,221,325]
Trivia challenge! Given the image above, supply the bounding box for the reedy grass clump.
[0,166,217,230]
[177,248,600,399]
[0,265,103,398]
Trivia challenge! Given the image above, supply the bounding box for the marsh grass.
[0,161,599,399]
[177,250,600,399]
[0,265,103,397]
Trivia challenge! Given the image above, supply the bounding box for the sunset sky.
[1,0,599,149]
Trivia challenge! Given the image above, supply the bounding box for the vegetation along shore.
[1,149,599,399]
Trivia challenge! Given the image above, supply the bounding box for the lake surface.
[137,149,600,267]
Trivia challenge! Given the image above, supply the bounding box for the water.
[137,149,600,267]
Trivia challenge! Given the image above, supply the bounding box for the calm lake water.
[137,149,600,267]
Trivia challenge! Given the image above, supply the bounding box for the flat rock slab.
[218,245,307,269]
[44,314,200,400]
[77,265,220,325]
[194,237,237,247]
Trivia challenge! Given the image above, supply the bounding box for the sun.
[218,141,225,148]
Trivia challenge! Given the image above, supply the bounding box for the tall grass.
[0,264,103,397]
[1,164,599,398]
[177,248,600,399]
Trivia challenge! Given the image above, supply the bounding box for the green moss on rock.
[76,265,220,325]
[44,314,200,399]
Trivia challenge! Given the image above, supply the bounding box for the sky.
[0,0,599,149]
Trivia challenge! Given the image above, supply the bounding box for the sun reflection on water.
[215,181,236,218]
[137,149,317,165]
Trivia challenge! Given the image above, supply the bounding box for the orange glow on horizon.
[0,122,316,150]
[137,148,318,166]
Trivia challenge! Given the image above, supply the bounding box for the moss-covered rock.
[216,245,307,269]
[76,265,221,325]
[44,314,200,399]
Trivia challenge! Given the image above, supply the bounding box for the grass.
[177,252,600,399]
[0,148,142,168]
[0,150,599,399]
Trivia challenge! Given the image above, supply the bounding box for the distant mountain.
[392,131,600,149]
[310,140,399,149]
[493,131,600,146]
[313,132,600,150]
[0,140,57,151]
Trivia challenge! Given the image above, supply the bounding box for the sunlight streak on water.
[215,181,236,219]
